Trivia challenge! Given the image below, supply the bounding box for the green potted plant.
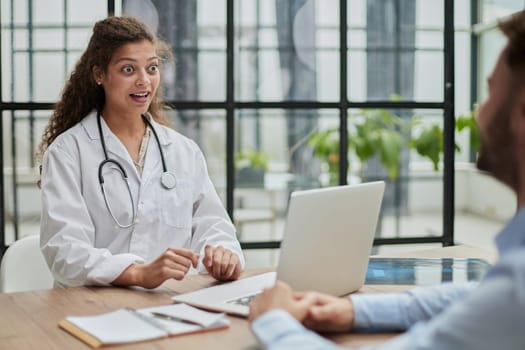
[411,108,480,170]
[308,108,409,183]
[234,148,270,188]
[308,108,479,184]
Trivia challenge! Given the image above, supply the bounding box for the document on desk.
[58,303,229,348]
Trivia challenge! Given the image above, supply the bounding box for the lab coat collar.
[80,110,132,163]
[80,110,172,147]
[142,113,172,147]
[80,110,173,183]
[81,110,103,140]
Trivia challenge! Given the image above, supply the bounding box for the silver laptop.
[172,181,385,317]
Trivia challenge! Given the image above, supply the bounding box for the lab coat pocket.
[161,179,193,229]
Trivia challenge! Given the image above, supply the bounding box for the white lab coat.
[40,110,244,287]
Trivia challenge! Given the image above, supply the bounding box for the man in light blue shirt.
[249,10,525,350]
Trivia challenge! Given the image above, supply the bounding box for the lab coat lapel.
[141,132,161,185]
[80,111,139,179]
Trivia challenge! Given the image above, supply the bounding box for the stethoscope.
[97,111,177,228]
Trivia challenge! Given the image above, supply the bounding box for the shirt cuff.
[350,293,408,331]
[252,310,304,348]
[251,310,308,347]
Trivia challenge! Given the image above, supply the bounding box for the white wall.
[408,162,515,222]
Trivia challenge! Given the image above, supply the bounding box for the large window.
[1,0,467,258]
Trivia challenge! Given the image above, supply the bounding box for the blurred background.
[1,0,522,267]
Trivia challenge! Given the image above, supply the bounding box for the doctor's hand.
[301,292,355,333]
[202,245,242,281]
[113,248,199,289]
[248,281,317,322]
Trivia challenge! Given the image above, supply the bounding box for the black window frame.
[0,0,458,255]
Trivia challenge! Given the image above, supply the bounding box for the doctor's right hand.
[113,248,199,289]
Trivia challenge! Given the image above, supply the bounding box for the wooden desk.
[0,245,495,349]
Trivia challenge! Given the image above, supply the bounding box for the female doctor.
[37,16,245,288]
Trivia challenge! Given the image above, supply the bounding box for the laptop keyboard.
[226,293,261,306]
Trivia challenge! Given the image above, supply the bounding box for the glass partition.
[0,0,464,256]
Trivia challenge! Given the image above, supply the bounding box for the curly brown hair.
[36,16,172,161]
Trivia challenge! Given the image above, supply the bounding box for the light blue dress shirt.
[252,207,525,349]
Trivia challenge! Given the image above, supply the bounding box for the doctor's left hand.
[203,245,242,281]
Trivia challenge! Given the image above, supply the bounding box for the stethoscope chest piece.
[161,171,177,189]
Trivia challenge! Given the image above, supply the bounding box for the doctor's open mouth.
[130,91,151,102]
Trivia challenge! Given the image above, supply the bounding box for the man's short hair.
[499,10,525,72]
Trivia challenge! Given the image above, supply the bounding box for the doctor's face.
[97,40,160,117]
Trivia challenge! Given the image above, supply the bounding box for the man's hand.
[202,245,242,281]
[113,247,199,289]
[248,281,317,322]
[302,293,355,333]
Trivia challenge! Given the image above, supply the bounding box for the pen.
[150,312,202,326]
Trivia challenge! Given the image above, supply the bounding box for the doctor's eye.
[121,65,134,74]
[148,64,159,73]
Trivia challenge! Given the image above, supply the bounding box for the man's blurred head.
[476,11,525,192]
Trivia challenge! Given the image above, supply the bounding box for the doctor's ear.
[92,66,104,86]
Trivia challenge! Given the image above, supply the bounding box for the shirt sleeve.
[358,253,525,349]
[350,282,477,331]
[188,144,245,271]
[252,310,344,350]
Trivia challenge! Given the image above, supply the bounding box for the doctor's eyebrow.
[114,56,159,64]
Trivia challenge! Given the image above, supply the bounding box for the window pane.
[164,109,227,192]
[2,0,28,24]
[12,53,30,101]
[198,52,226,100]
[235,0,340,102]
[481,0,524,23]
[455,31,471,123]
[67,0,107,23]
[0,1,106,103]
[348,0,366,27]
[124,0,227,101]
[67,29,93,50]
[2,110,50,245]
[34,0,64,24]
[234,109,337,241]
[455,0,471,27]
[347,108,445,238]
[349,0,445,102]
[34,54,66,101]
[348,51,367,101]
[416,0,444,28]
[34,30,65,50]
[414,51,444,101]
